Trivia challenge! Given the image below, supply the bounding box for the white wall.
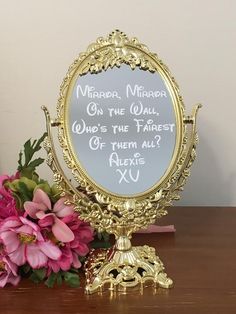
[0,0,235,206]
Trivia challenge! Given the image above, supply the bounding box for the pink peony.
[64,214,94,256]
[47,214,93,273]
[24,189,74,243]
[0,216,62,269]
[47,246,81,274]
[0,252,20,288]
[0,174,19,221]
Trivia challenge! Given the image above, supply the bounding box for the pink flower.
[47,215,93,273]
[24,189,74,243]
[65,215,94,256]
[0,174,19,221]
[47,246,81,274]
[0,216,62,269]
[0,253,20,288]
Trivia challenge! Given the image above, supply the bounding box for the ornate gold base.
[84,237,173,294]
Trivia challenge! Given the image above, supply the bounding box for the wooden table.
[1,207,236,314]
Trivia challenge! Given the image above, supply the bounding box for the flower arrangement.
[0,134,175,289]
[0,134,108,288]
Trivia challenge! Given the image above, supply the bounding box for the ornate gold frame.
[62,34,183,201]
[42,30,201,294]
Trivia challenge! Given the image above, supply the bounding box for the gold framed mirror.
[42,30,201,294]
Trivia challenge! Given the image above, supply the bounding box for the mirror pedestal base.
[84,237,173,294]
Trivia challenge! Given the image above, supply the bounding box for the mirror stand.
[84,234,173,294]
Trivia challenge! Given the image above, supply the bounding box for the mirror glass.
[67,65,177,196]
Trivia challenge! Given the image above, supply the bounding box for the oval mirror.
[59,32,184,200]
[65,65,182,198]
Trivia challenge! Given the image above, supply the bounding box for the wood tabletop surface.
[1,206,236,314]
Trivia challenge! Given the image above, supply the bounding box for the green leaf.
[63,272,80,288]
[33,268,47,281]
[32,172,40,184]
[92,232,111,249]
[51,184,61,202]
[56,273,63,286]
[30,273,41,284]
[29,268,46,284]
[34,182,51,195]
[70,267,79,274]
[97,232,102,241]
[18,150,23,169]
[19,177,37,191]
[27,158,45,170]
[96,231,110,242]
[34,132,47,152]
[4,181,18,192]
[91,241,111,249]
[23,139,32,166]
[45,272,57,288]
[18,181,33,202]
[19,264,32,277]
[20,167,35,179]
[102,231,110,242]
[22,264,31,273]
[12,192,23,210]
[17,133,47,177]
